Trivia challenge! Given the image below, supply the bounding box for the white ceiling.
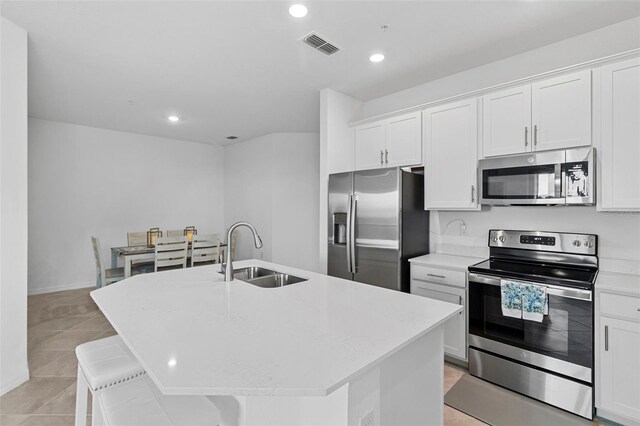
[2,1,639,145]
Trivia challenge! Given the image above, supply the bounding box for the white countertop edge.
[595,271,640,297]
[408,253,484,271]
[92,260,461,397]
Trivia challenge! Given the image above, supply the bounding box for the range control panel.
[520,235,556,246]
[489,229,597,255]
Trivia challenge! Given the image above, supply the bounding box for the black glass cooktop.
[469,258,597,289]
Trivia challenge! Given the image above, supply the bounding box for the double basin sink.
[221,266,308,288]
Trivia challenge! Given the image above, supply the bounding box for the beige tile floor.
[0,287,482,425]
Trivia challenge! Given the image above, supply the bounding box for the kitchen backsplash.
[430,207,640,275]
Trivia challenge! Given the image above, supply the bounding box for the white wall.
[28,118,225,294]
[362,17,640,119]
[0,17,29,395]
[225,132,320,272]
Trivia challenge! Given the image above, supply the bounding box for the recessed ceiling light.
[289,4,307,18]
[168,115,180,122]
[369,53,385,63]
[226,136,238,140]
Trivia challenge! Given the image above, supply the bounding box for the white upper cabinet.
[594,57,640,211]
[385,112,422,168]
[423,98,479,210]
[355,121,386,171]
[531,71,591,151]
[482,70,591,157]
[354,112,422,171]
[482,85,532,157]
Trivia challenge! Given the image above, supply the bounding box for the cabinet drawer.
[600,292,640,321]
[411,265,466,288]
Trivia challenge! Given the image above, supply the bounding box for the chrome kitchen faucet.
[222,221,263,282]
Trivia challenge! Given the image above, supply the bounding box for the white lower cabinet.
[410,266,466,361]
[597,290,640,424]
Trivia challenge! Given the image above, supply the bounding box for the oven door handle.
[468,273,592,301]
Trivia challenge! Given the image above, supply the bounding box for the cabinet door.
[423,98,479,210]
[599,316,640,421]
[482,85,531,157]
[355,121,385,171]
[532,70,591,152]
[385,111,422,168]
[411,280,466,360]
[596,58,640,210]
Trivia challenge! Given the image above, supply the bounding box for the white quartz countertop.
[409,253,484,271]
[91,260,461,397]
[596,271,640,296]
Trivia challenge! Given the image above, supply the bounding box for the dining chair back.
[166,230,183,238]
[191,234,221,267]
[126,231,147,247]
[154,236,189,272]
[92,236,125,288]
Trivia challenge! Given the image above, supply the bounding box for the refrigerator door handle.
[346,195,353,273]
[350,195,358,273]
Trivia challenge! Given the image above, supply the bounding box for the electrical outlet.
[459,223,468,236]
[260,251,264,259]
[359,410,374,426]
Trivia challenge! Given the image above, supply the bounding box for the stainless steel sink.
[219,266,308,288]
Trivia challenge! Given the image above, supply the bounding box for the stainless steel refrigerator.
[328,167,429,292]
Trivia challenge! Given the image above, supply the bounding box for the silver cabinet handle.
[458,296,463,305]
[604,325,609,351]
[380,150,384,166]
[471,185,475,203]
[427,273,446,279]
[385,149,388,165]
[524,126,528,147]
[534,124,538,146]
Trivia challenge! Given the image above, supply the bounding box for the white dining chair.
[190,234,221,267]
[165,229,183,238]
[74,335,146,426]
[92,237,126,288]
[154,236,189,272]
[126,231,147,247]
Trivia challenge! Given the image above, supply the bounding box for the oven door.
[478,150,565,205]
[468,273,593,383]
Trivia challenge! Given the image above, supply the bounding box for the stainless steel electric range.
[468,229,598,419]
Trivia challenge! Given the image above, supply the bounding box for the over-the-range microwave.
[478,147,595,206]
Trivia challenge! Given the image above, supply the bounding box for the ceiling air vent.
[301,32,341,56]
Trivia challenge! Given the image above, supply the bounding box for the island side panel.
[380,325,445,426]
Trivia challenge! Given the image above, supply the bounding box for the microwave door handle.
[555,163,563,200]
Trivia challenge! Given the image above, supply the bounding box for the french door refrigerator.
[328,167,429,292]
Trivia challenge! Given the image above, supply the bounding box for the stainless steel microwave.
[478,147,595,206]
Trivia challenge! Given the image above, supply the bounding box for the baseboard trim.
[28,281,94,295]
[0,369,29,396]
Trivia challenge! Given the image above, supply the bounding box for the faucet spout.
[222,221,263,282]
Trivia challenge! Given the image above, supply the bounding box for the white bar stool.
[75,335,146,426]
[96,375,220,425]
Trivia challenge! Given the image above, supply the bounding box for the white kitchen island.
[91,260,461,426]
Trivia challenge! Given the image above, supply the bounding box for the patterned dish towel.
[522,283,548,322]
[500,280,548,322]
[500,280,523,319]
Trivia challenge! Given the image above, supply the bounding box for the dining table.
[111,242,228,278]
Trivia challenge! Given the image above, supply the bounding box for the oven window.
[482,164,559,199]
[469,282,592,369]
